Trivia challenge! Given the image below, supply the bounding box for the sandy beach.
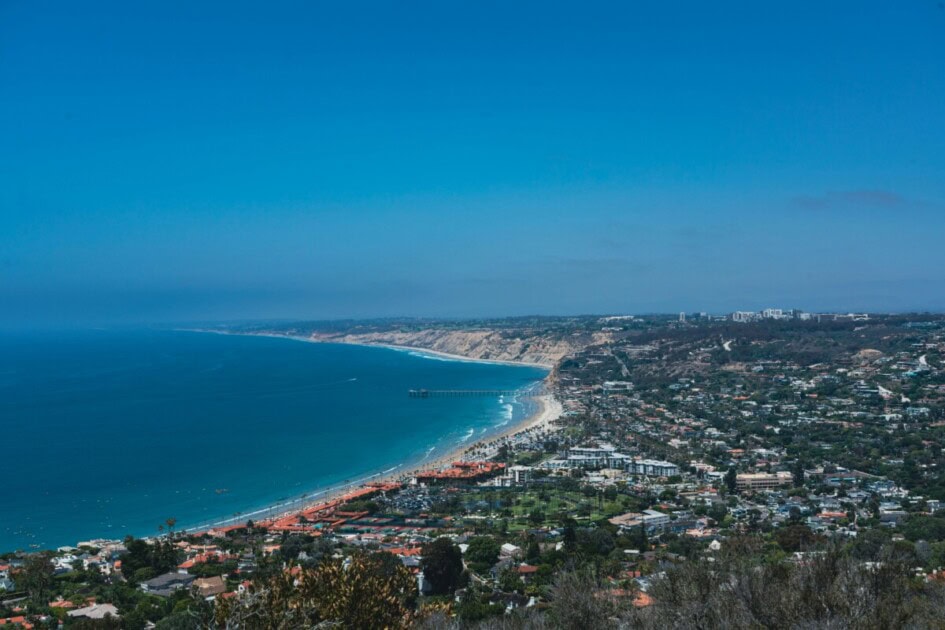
[175,334,563,536]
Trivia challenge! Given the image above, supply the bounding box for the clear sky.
[2,1,944,326]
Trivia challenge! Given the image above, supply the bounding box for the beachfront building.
[491,465,534,487]
[415,461,505,485]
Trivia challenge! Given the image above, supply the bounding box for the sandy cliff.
[307,329,585,368]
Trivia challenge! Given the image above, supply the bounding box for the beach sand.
[242,392,563,531]
[179,337,563,535]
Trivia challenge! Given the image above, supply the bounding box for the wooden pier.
[408,389,542,398]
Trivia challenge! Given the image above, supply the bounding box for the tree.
[548,570,620,630]
[498,567,523,593]
[792,459,806,488]
[775,523,816,553]
[725,467,738,494]
[420,537,465,595]
[120,536,179,581]
[18,553,54,605]
[216,555,417,629]
[464,537,500,574]
[526,540,541,563]
[903,516,945,542]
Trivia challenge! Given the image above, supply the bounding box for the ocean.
[0,329,547,552]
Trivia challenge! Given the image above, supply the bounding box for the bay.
[0,329,546,551]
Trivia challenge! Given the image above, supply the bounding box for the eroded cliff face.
[307,329,592,368]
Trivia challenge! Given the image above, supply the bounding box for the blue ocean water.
[0,329,546,552]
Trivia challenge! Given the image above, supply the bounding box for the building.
[735,472,792,491]
[564,444,632,469]
[194,576,227,599]
[627,458,679,477]
[68,603,120,621]
[610,509,671,532]
[415,461,505,485]
[140,572,196,597]
[732,311,758,323]
[492,465,534,487]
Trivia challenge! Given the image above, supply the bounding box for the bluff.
[306,328,587,368]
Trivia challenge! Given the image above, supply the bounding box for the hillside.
[306,328,581,368]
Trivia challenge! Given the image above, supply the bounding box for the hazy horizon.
[3,2,944,327]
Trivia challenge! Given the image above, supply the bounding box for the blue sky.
[2,1,944,326]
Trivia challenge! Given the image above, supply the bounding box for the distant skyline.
[2,2,944,327]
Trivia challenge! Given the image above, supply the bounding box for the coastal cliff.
[305,329,590,368]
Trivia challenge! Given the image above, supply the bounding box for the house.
[194,576,227,599]
[140,572,196,597]
[500,543,523,558]
[516,564,539,585]
[68,603,120,620]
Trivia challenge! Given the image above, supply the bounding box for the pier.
[408,388,543,398]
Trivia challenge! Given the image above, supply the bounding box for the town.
[3,312,945,628]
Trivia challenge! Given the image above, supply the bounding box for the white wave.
[406,350,456,363]
[458,428,475,443]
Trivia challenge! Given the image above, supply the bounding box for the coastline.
[13,328,562,550]
[183,389,563,537]
[165,328,563,537]
[180,328,554,369]
[351,341,554,370]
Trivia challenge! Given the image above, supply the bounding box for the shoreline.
[13,329,563,551]
[162,328,562,538]
[180,328,554,369]
[183,389,563,537]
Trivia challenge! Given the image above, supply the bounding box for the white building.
[565,444,633,469]
[627,458,679,477]
[610,509,671,532]
[732,311,758,323]
[492,465,534,487]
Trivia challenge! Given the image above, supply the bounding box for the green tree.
[498,567,523,593]
[792,459,806,488]
[18,553,54,605]
[528,509,545,525]
[725,467,738,494]
[420,537,465,595]
[464,537,500,574]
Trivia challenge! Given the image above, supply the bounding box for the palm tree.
[165,517,177,537]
